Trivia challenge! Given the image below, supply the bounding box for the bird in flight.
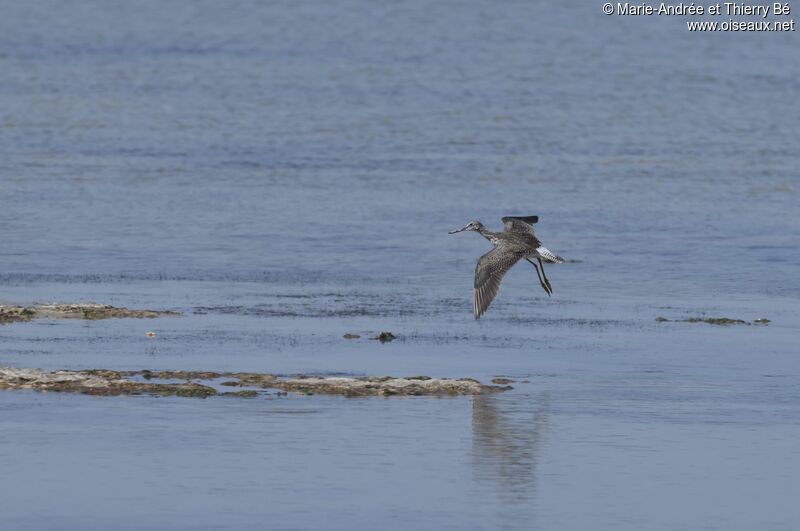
[449,215,565,319]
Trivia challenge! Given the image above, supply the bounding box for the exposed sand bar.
[0,303,179,323]
[0,367,511,398]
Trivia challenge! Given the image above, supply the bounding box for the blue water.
[1,1,799,529]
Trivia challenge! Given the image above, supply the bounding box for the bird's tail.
[536,246,565,264]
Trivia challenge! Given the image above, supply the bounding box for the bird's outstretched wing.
[474,248,523,319]
[502,216,539,234]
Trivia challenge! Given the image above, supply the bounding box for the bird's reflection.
[471,392,550,502]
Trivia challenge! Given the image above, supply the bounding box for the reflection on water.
[472,393,550,503]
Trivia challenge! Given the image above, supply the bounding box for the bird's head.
[448,220,484,234]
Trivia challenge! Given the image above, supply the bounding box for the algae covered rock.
[370,331,396,342]
[0,367,510,399]
[0,303,179,324]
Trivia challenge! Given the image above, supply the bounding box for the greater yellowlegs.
[449,215,565,319]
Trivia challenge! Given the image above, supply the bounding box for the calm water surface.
[1,1,799,529]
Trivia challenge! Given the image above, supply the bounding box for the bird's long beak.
[448,226,468,234]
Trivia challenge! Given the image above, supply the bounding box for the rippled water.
[1,1,799,529]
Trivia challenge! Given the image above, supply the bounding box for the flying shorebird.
[449,215,565,319]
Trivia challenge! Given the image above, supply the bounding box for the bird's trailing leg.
[526,258,552,296]
[537,257,554,295]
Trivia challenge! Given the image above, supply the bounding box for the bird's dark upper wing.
[473,247,523,319]
[502,216,539,234]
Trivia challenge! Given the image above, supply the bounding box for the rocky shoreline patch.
[655,316,770,326]
[0,303,179,324]
[0,367,511,398]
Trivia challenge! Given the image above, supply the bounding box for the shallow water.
[1,0,799,529]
